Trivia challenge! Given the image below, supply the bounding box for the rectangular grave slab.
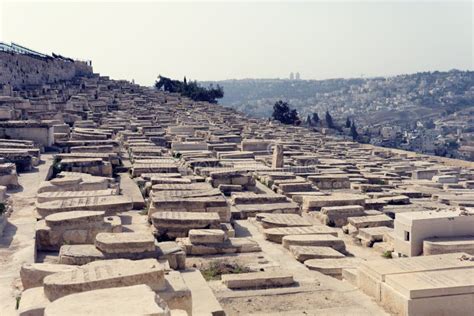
[379,267,474,316]
[188,229,226,244]
[258,213,312,229]
[302,193,367,211]
[222,271,294,289]
[43,258,166,301]
[37,189,118,203]
[43,284,169,316]
[282,234,346,252]
[95,232,156,254]
[263,226,338,243]
[357,252,474,301]
[36,196,133,217]
[289,245,345,262]
[151,211,221,239]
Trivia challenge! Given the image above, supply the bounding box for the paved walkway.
[0,154,53,315]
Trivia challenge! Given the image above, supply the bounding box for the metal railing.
[0,42,48,58]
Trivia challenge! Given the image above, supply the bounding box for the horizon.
[1,1,473,85]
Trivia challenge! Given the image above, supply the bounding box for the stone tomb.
[282,234,346,252]
[148,190,230,222]
[263,225,338,243]
[151,211,221,239]
[58,238,186,271]
[43,284,171,316]
[43,258,166,301]
[177,229,261,255]
[315,205,366,227]
[222,271,295,290]
[356,252,474,302]
[257,213,312,229]
[305,258,362,278]
[37,189,118,203]
[36,211,121,251]
[302,193,367,212]
[289,245,345,262]
[36,195,133,217]
[380,267,474,316]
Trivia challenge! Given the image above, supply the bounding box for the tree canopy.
[271,100,300,125]
[155,75,224,103]
[325,110,334,128]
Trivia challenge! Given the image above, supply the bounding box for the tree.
[350,122,359,140]
[306,115,312,126]
[271,100,300,125]
[312,113,320,125]
[345,117,352,128]
[325,110,334,128]
[155,75,223,103]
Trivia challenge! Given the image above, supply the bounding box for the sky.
[1,1,472,85]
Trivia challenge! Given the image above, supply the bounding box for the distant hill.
[202,70,474,124]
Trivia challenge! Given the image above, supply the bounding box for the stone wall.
[0,51,93,89]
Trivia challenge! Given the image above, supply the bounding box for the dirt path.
[0,154,53,315]
[212,218,389,315]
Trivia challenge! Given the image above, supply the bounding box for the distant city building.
[289,72,294,80]
[295,72,300,80]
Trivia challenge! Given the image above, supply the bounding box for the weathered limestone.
[36,196,133,217]
[43,258,166,301]
[148,187,230,221]
[20,263,79,290]
[263,225,338,243]
[423,236,474,255]
[343,214,394,235]
[95,232,156,254]
[271,143,284,168]
[302,193,366,211]
[37,174,111,194]
[178,236,261,255]
[289,246,345,262]
[282,234,346,252]
[222,271,294,289]
[151,211,221,239]
[37,189,118,203]
[0,162,20,188]
[356,252,474,302]
[308,174,351,189]
[234,201,300,219]
[36,211,121,251]
[356,226,394,247]
[17,287,49,316]
[58,241,186,270]
[209,169,256,190]
[44,284,170,316]
[258,213,312,229]
[315,205,366,227]
[188,229,226,244]
[305,258,362,278]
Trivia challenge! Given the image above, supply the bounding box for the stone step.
[221,271,295,289]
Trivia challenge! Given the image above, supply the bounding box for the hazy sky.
[1,1,472,85]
